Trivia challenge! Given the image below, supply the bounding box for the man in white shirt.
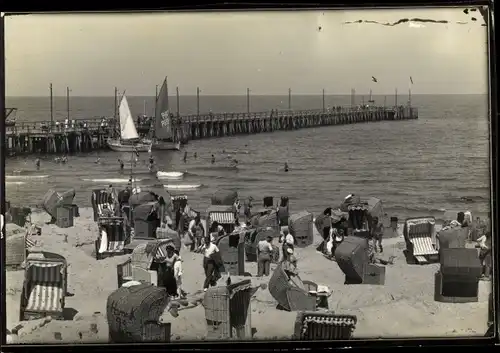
[477,232,492,279]
[257,235,274,277]
[203,237,221,291]
[188,215,204,252]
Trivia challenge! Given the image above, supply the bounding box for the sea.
[5,94,491,223]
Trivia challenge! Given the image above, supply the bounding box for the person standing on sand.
[156,244,180,297]
[280,228,295,261]
[257,235,274,277]
[202,237,221,291]
[243,196,254,220]
[371,216,384,253]
[316,208,333,253]
[477,231,492,280]
[188,214,204,252]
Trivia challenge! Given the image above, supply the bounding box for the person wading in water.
[211,154,215,164]
[35,158,41,170]
[183,151,188,163]
[118,159,124,171]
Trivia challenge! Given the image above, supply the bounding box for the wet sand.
[5,208,491,344]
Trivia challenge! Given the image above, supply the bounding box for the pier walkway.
[5,105,418,155]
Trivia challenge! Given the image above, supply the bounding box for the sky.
[5,8,488,96]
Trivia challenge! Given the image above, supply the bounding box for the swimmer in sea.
[61,156,68,164]
[284,162,289,172]
[183,151,188,163]
[35,158,40,170]
[211,154,216,164]
[95,157,101,164]
[194,152,197,159]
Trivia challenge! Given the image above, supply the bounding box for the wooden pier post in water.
[247,88,250,114]
[176,86,180,117]
[322,89,325,112]
[288,88,292,110]
[197,87,200,116]
[49,83,54,131]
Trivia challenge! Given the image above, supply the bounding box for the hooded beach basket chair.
[19,251,67,321]
[6,225,37,269]
[133,202,160,239]
[436,226,468,254]
[215,232,245,276]
[211,189,238,206]
[117,239,174,287]
[268,262,317,312]
[203,279,260,340]
[95,216,127,260]
[207,205,237,235]
[293,311,357,340]
[403,217,438,264]
[289,211,314,248]
[91,189,116,222]
[244,227,280,262]
[107,283,173,342]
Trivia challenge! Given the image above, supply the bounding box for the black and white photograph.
[3,7,493,344]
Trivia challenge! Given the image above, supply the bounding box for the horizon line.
[7,92,487,98]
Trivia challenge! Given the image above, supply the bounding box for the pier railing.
[6,105,417,136]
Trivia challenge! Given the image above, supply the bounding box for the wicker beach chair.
[403,217,438,264]
[207,205,237,235]
[91,189,116,222]
[268,263,317,311]
[6,226,37,269]
[19,251,67,321]
[216,232,245,276]
[95,217,127,260]
[203,279,259,340]
[107,283,172,342]
[289,211,314,248]
[293,312,357,340]
[244,227,280,262]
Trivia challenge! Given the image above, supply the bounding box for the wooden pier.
[5,105,418,156]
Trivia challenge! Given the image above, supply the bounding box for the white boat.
[156,171,184,180]
[149,77,181,151]
[164,184,202,190]
[108,95,151,152]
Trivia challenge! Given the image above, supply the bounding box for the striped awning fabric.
[210,212,235,224]
[28,262,63,283]
[25,234,36,249]
[172,195,187,201]
[409,236,438,256]
[26,284,63,312]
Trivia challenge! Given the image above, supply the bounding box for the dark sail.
[154,77,172,140]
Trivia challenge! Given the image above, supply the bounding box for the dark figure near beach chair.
[156,244,179,297]
[316,208,333,253]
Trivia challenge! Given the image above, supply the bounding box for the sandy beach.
[5,207,491,344]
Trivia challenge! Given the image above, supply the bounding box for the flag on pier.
[410,76,414,85]
[371,76,378,83]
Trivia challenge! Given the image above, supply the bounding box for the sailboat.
[107,94,151,152]
[147,77,181,151]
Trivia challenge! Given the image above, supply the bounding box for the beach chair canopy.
[133,202,159,222]
[129,191,157,208]
[209,211,235,225]
[211,189,238,206]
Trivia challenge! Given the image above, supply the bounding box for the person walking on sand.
[202,237,222,291]
[257,235,274,277]
[371,216,384,253]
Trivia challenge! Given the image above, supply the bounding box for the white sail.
[119,95,139,140]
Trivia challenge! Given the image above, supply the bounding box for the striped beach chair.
[404,217,439,264]
[293,312,357,340]
[92,189,116,222]
[20,251,67,321]
[95,217,127,260]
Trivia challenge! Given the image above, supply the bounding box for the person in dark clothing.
[202,237,221,291]
[35,158,41,170]
[284,162,289,172]
[316,207,333,253]
[183,151,188,163]
[156,244,180,297]
[118,159,124,171]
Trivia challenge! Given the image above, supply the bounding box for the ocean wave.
[6,175,49,180]
[82,178,142,183]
